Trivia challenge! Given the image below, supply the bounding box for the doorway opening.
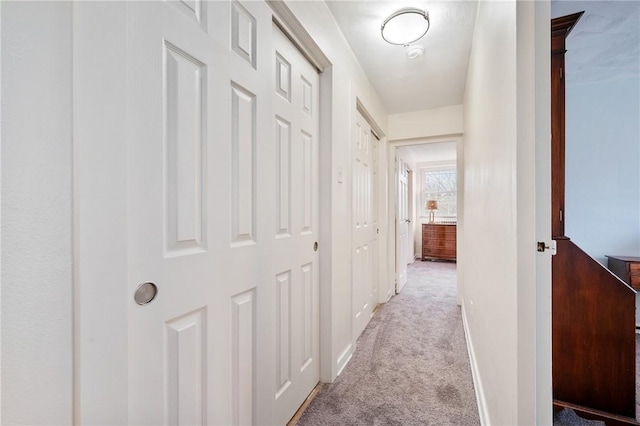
[391,139,462,300]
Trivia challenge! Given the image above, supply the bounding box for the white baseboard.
[386,287,394,302]
[461,305,490,426]
[336,344,353,377]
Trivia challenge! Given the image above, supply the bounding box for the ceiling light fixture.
[381,7,430,46]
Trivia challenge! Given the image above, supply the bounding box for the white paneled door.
[271,23,321,426]
[122,2,319,425]
[352,111,379,340]
[397,159,409,293]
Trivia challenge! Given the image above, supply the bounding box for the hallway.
[295,261,480,425]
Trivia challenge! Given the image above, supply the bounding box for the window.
[421,167,456,218]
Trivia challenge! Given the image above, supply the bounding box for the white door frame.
[73,2,333,422]
[73,3,130,420]
[522,0,552,422]
[387,136,464,303]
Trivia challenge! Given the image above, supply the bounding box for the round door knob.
[134,282,158,305]
[313,241,318,252]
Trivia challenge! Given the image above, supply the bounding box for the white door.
[123,2,319,424]
[352,111,379,340]
[406,168,414,264]
[126,2,270,424]
[271,23,321,426]
[397,159,409,293]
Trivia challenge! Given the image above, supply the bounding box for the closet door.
[352,111,380,340]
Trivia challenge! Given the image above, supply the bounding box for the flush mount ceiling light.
[381,7,430,46]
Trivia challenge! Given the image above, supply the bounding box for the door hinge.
[560,67,563,79]
[559,209,563,222]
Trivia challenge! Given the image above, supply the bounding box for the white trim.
[356,98,386,139]
[0,3,4,420]
[266,0,330,72]
[386,287,394,302]
[462,304,490,426]
[415,160,456,170]
[336,344,353,376]
[389,133,462,145]
[73,3,129,422]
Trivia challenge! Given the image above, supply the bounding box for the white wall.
[566,77,640,325]
[462,0,551,424]
[564,77,640,263]
[389,104,463,141]
[1,2,74,423]
[285,1,389,381]
[463,1,518,422]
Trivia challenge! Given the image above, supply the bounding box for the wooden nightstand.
[606,255,640,290]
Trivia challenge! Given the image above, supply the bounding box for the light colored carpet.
[296,260,480,426]
[553,408,604,426]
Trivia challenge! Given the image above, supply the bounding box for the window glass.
[421,168,456,218]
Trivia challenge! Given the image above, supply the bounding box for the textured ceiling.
[326,1,637,115]
[326,1,478,115]
[551,1,640,85]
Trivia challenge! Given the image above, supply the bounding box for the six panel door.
[272,23,321,426]
[125,2,319,424]
[352,111,379,340]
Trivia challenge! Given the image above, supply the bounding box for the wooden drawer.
[606,255,640,289]
[423,224,456,232]
[423,246,455,255]
[630,274,640,290]
[422,223,456,261]
[423,232,456,242]
[424,239,455,250]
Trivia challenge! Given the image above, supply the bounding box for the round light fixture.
[381,8,430,46]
